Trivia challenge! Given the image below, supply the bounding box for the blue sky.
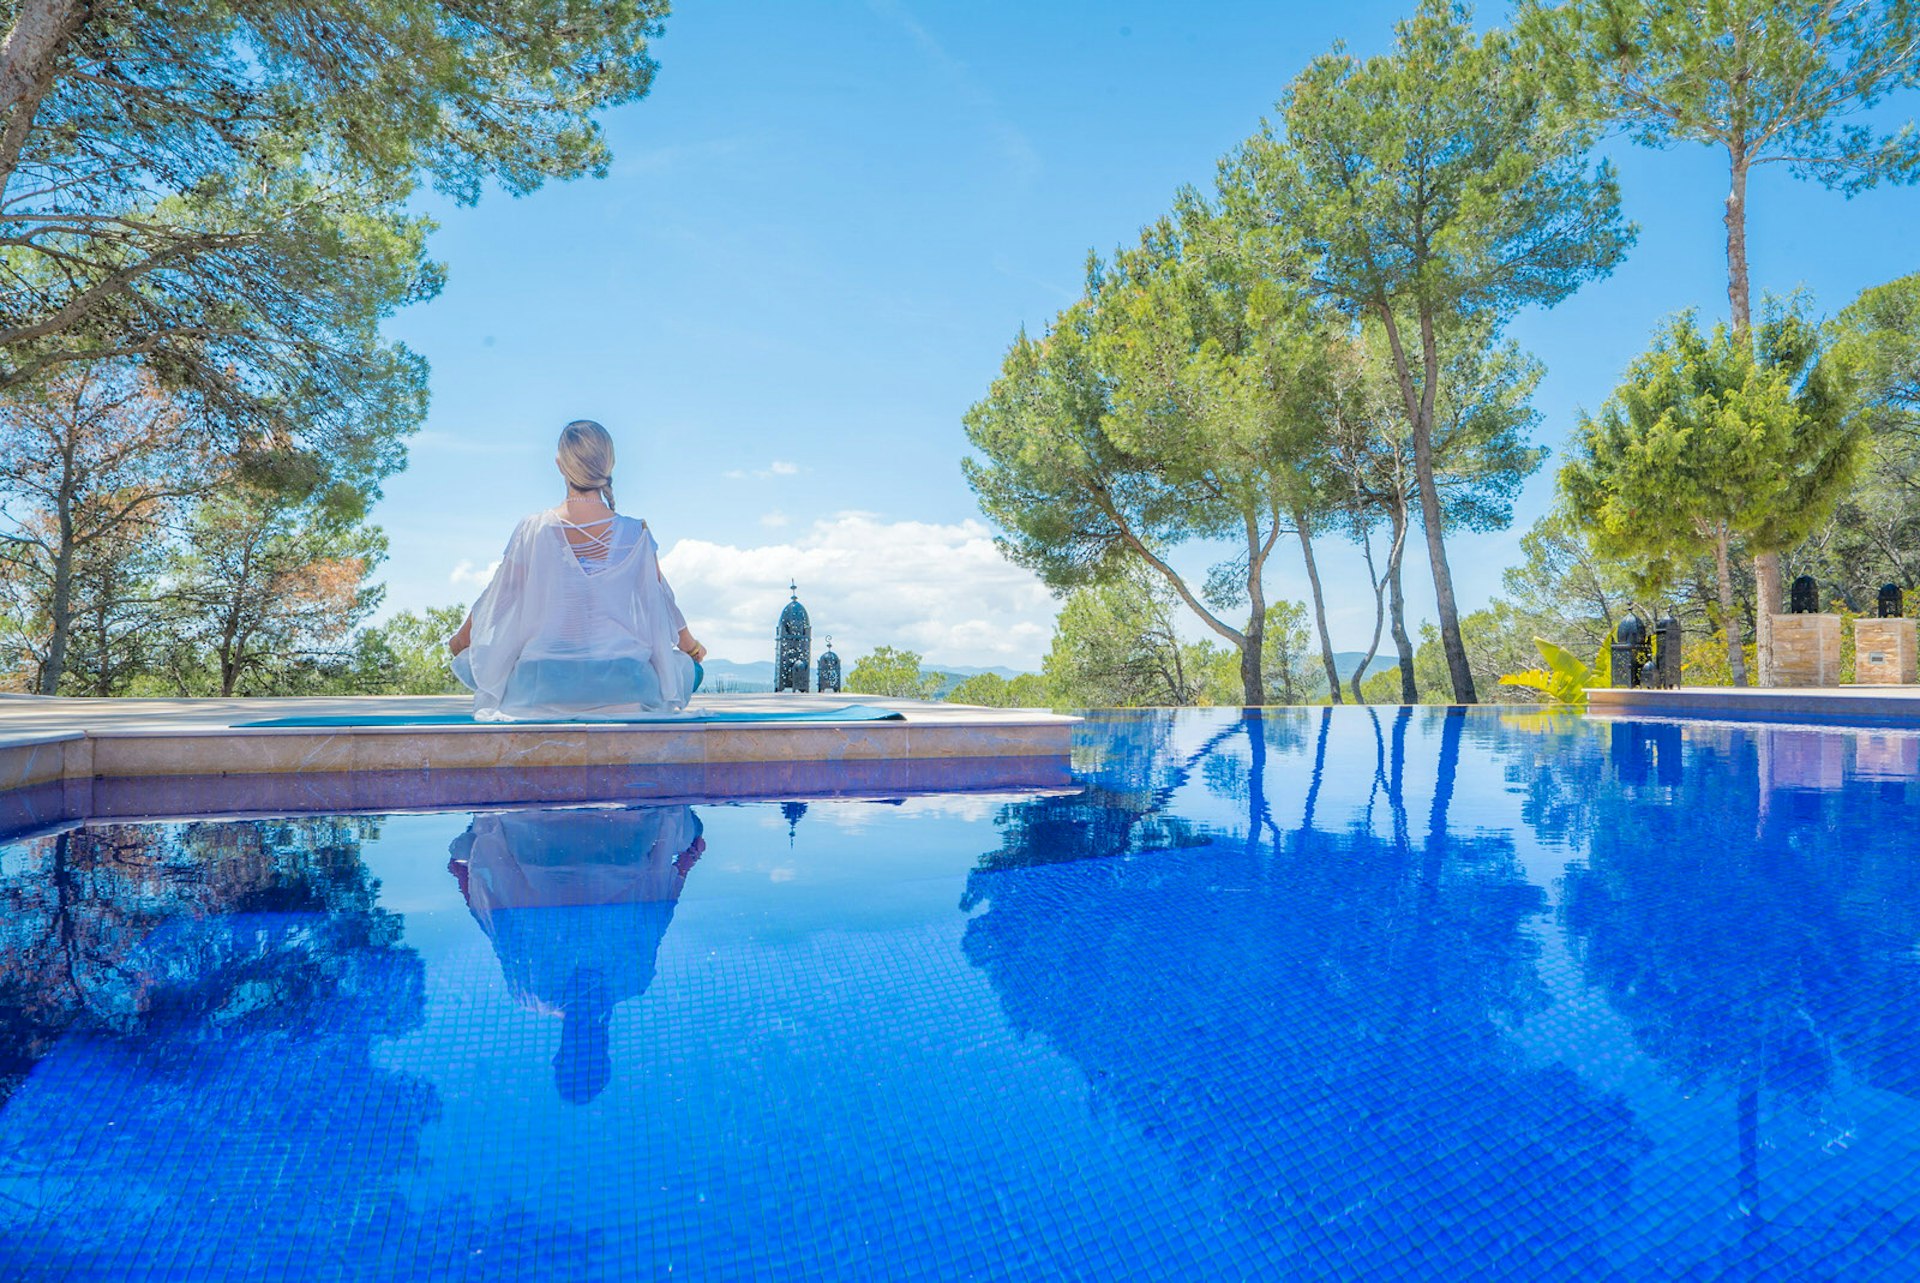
[372,0,1920,670]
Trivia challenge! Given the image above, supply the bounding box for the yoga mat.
[234,704,908,728]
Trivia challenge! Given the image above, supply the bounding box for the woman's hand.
[678,628,707,663]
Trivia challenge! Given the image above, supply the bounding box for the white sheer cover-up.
[456,508,694,721]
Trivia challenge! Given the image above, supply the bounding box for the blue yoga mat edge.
[232,704,908,729]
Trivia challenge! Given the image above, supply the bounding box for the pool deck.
[0,692,1077,839]
[1588,684,1920,724]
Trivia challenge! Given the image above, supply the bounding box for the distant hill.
[704,651,1395,699]
[699,657,1032,696]
[699,658,775,692]
[1299,651,1400,697]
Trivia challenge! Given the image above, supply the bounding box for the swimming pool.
[2,707,1918,1280]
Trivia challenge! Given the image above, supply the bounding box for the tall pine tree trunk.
[39,539,72,694]
[1295,517,1341,704]
[1351,523,1393,705]
[1714,529,1748,687]
[1388,505,1417,703]
[1723,148,1783,683]
[1413,315,1475,702]
[37,466,76,694]
[1379,307,1475,703]
[1239,513,1268,707]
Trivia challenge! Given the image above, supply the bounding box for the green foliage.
[1260,600,1314,704]
[1524,0,1920,200]
[962,201,1339,704]
[1042,570,1235,708]
[1818,274,1920,599]
[1561,303,1863,682]
[0,0,670,493]
[0,363,212,692]
[946,671,1050,708]
[1378,609,1587,705]
[845,646,944,701]
[1500,511,1636,657]
[163,484,388,696]
[346,606,471,696]
[1227,0,1629,702]
[1499,637,1595,706]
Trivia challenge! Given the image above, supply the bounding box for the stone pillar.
[1768,613,1842,687]
[1852,617,1917,686]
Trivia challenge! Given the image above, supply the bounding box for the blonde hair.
[556,419,616,510]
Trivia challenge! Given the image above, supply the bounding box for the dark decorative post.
[1790,575,1819,614]
[816,636,842,694]
[775,582,811,693]
[1878,583,1904,618]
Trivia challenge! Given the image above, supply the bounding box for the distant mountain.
[1333,650,1396,683]
[698,657,1034,696]
[699,658,774,692]
[1299,651,1400,696]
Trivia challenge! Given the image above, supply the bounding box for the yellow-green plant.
[1500,637,1597,706]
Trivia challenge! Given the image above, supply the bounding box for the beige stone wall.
[1853,618,1918,686]
[1769,614,1843,687]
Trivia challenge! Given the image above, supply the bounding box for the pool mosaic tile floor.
[3,709,1920,1280]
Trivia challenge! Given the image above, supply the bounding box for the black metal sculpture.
[1790,575,1819,614]
[775,582,811,693]
[1879,583,1904,618]
[816,636,842,694]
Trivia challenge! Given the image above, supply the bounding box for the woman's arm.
[449,613,473,657]
[645,523,703,659]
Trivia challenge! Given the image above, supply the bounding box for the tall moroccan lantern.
[775,582,811,693]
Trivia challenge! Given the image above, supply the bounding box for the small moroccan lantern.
[816,636,842,694]
[775,582,811,693]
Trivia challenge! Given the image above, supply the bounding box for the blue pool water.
[3,708,1920,1280]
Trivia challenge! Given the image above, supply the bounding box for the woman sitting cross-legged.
[448,419,708,721]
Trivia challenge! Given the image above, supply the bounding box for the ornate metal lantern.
[775,582,811,693]
[1651,616,1682,688]
[1611,614,1649,688]
[1790,575,1820,614]
[1879,583,1904,618]
[816,635,842,694]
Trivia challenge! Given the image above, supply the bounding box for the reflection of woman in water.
[447,805,705,1104]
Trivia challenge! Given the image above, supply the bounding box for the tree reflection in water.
[1552,720,1920,1277]
[0,817,444,1271]
[447,804,706,1104]
[962,708,1644,1281]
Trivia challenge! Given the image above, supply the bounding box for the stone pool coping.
[1587,685,1920,726]
[0,693,1077,839]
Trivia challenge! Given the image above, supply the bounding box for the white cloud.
[725,460,804,481]
[450,559,500,589]
[759,510,789,528]
[660,512,1057,670]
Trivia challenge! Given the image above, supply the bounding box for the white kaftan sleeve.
[636,523,695,710]
[465,516,538,720]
